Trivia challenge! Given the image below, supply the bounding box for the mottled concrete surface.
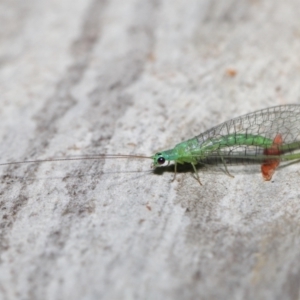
[1,0,300,299]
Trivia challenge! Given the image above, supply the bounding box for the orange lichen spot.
[148,52,156,62]
[225,68,237,77]
[127,142,137,147]
[261,134,283,181]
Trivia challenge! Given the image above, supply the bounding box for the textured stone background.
[1,0,300,299]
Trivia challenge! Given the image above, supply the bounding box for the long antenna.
[0,154,152,167]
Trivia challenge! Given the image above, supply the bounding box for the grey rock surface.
[1,0,300,299]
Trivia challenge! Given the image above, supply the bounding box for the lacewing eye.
[157,157,165,165]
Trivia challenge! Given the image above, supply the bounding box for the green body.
[152,134,275,166]
[151,105,300,182]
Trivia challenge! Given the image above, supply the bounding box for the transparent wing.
[195,105,300,164]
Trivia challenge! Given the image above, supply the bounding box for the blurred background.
[0,0,300,299]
